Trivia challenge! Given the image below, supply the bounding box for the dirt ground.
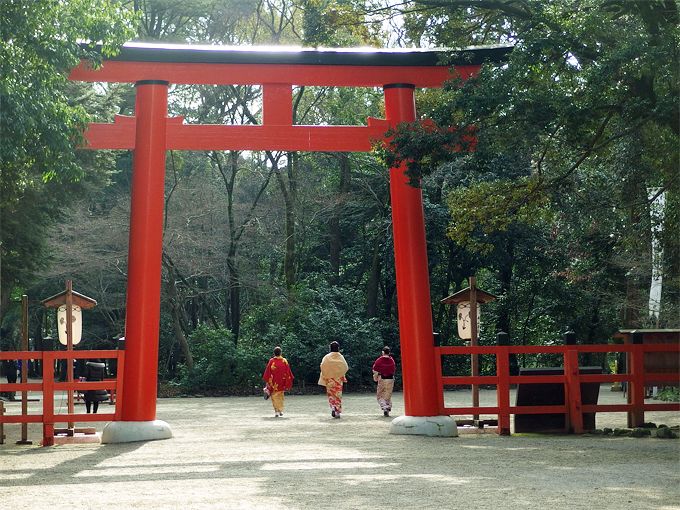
[1,386,679,509]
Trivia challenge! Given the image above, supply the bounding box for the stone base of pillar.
[389,415,458,437]
[101,420,172,444]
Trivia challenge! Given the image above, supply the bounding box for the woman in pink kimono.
[318,341,349,418]
[263,346,294,417]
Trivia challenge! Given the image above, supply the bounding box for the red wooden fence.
[2,344,677,444]
[435,343,680,435]
[0,349,124,445]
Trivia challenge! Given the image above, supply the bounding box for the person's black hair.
[382,346,390,355]
[330,341,340,352]
[273,346,282,356]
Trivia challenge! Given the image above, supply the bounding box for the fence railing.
[435,343,680,435]
[0,349,124,445]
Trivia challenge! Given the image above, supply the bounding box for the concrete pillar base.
[389,415,458,437]
[101,420,172,444]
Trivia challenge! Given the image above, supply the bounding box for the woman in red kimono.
[262,346,294,417]
[372,346,396,416]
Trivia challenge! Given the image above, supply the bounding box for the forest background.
[1,0,678,395]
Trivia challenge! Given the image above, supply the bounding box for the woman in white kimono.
[318,341,349,418]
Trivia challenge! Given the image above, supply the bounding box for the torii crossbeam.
[70,42,510,442]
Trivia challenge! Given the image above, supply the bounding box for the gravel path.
[1,386,678,509]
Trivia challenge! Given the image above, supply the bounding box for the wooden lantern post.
[41,281,97,433]
[16,294,32,444]
[441,276,497,421]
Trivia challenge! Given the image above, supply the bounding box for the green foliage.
[0,0,135,318]
[179,325,268,393]
[9,0,679,396]
[655,387,680,403]
[301,0,380,46]
[175,280,390,393]
[241,280,390,387]
[445,177,551,254]
[387,0,679,330]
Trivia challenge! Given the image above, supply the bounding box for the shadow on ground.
[1,388,678,509]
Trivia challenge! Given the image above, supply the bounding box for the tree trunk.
[162,257,194,371]
[227,244,241,343]
[622,158,653,328]
[496,236,514,335]
[433,239,460,337]
[329,154,351,282]
[661,183,680,325]
[272,152,297,289]
[496,236,518,374]
[382,265,396,319]
[213,150,275,339]
[366,236,382,318]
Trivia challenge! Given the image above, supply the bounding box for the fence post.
[563,330,577,346]
[42,352,55,446]
[563,332,583,433]
[114,343,125,421]
[19,295,31,444]
[628,331,645,427]
[496,332,511,435]
[0,401,4,444]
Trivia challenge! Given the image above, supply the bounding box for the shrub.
[655,387,680,402]
[178,326,268,393]
[240,281,392,389]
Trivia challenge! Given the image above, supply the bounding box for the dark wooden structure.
[514,367,602,433]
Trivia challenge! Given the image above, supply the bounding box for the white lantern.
[57,305,82,345]
[456,301,481,340]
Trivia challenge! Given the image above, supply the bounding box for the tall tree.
[0,0,134,322]
[382,0,680,331]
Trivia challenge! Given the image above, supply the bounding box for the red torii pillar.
[384,84,440,417]
[384,85,456,435]
[100,80,174,442]
[123,80,169,423]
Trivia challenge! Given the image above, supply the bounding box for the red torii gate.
[70,42,510,441]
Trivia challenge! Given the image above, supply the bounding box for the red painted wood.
[497,346,511,435]
[84,117,390,152]
[582,404,631,413]
[441,376,498,385]
[629,344,646,427]
[436,343,679,355]
[643,403,680,411]
[115,351,125,421]
[579,374,632,383]
[42,352,55,446]
[263,84,293,125]
[644,373,680,383]
[69,61,476,87]
[564,349,583,433]
[54,413,116,422]
[0,351,39,360]
[386,85,439,417]
[0,383,42,392]
[87,118,389,151]
[169,124,387,152]
[1,415,43,423]
[508,375,568,384]
[122,82,168,422]
[434,342,679,434]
